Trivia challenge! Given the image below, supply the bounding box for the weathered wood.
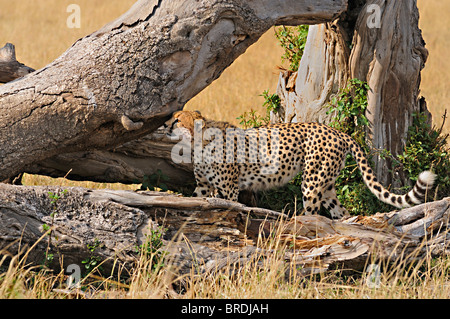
[0,183,448,278]
[350,0,428,188]
[0,43,35,83]
[23,128,196,190]
[275,0,429,188]
[0,0,348,182]
[275,22,350,124]
[274,0,364,124]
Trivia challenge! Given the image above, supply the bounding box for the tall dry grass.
[1,217,449,299]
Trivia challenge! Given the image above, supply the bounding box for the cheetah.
[165,111,436,219]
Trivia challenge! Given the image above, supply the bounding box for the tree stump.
[0,43,34,83]
[276,0,429,189]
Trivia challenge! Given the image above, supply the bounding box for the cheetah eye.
[170,119,179,130]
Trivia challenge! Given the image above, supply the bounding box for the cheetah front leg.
[193,183,214,198]
[210,164,240,201]
[192,165,214,197]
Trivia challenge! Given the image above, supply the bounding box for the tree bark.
[0,184,448,278]
[276,0,429,188]
[0,43,35,83]
[24,128,196,191]
[275,22,351,124]
[275,0,364,123]
[350,0,428,188]
[0,0,347,182]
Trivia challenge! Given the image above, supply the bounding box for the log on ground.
[0,183,448,278]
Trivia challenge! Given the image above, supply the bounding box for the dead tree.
[0,0,347,182]
[0,43,34,83]
[24,128,196,191]
[276,0,429,188]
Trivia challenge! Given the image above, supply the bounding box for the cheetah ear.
[188,112,206,135]
[191,111,205,130]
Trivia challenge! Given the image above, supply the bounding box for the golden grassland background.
[1,0,447,129]
[0,0,449,299]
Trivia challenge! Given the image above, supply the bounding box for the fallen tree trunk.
[23,128,196,191]
[0,0,348,182]
[0,43,35,83]
[0,184,448,278]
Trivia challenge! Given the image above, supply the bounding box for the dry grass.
[417,0,450,135]
[1,221,449,299]
[0,1,449,299]
[0,0,136,69]
[21,172,137,191]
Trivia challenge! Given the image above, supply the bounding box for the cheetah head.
[163,110,205,138]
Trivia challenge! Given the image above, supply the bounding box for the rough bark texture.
[0,43,35,83]
[24,128,196,191]
[274,0,364,124]
[275,0,428,188]
[0,0,347,182]
[0,184,448,278]
[275,22,350,124]
[349,0,428,188]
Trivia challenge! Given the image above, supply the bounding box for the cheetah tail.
[348,139,436,209]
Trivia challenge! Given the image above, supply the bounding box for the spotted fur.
[165,111,436,219]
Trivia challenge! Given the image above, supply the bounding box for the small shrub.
[326,79,392,215]
[139,169,170,192]
[237,90,280,129]
[275,25,309,71]
[82,238,104,274]
[135,226,168,273]
[396,111,450,200]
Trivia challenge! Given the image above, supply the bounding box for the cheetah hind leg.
[322,185,350,219]
[301,184,324,216]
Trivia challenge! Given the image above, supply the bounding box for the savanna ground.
[0,0,449,298]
